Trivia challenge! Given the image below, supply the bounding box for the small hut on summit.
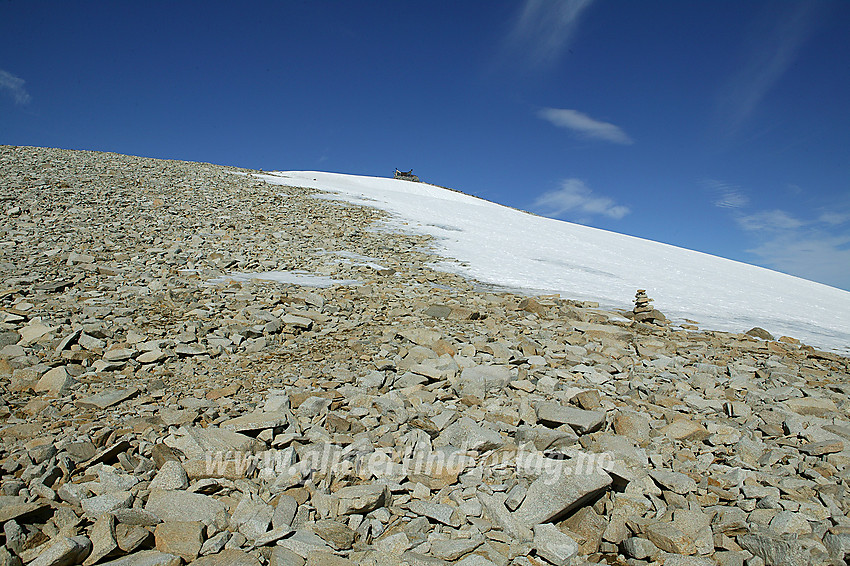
[394,169,420,182]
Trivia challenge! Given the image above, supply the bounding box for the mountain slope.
[261,171,850,353]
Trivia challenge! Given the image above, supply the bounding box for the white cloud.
[736,209,804,232]
[0,69,31,105]
[508,0,595,68]
[717,4,818,132]
[709,178,850,289]
[538,108,633,145]
[705,179,749,209]
[533,178,630,220]
[819,211,850,226]
[747,234,850,291]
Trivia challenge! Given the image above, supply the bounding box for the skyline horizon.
[2,1,848,290]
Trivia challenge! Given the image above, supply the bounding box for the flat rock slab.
[536,402,605,434]
[85,514,119,566]
[29,535,92,566]
[34,366,77,395]
[533,523,579,566]
[145,490,227,524]
[661,418,710,441]
[477,492,533,543]
[189,549,261,566]
[164,426,263,460]
[515,462,613,527]
[783,397,838,416]
[429,537,482,560]
[437,417,504,451]
[649,469,697,495]
[154,521,204,562]
[336,484,391,515]
[407,500,463,527]
[738,531,808,566]
[0,500,52,523]
[798,439,844,456]
[220,411,289,433]
[77,387,139,410]
[81,491,133,518]
[98,550,181,566]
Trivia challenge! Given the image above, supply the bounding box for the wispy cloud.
[746,233,850,291]
[538,108,633,145]
[534,178,630,220]
[712,180,850,289]
[507,0,595,68]
[0,69,31,105]
[819,211,850,226]
[705,179,750,209]
[736,210,804,232]
[717,4,819,133]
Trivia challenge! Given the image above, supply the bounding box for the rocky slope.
[0,145,848,566]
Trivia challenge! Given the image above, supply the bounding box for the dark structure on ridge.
[394,168,420,182]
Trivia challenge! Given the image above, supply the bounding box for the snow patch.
[257,171,850,353]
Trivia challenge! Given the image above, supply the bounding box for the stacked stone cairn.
[632,289,668,326]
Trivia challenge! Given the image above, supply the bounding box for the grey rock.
[477,492,533,542]
[28,535,92,566]
[0,546,22,566]
[272,494,298,529]
[221,411,289,433]
[230,494,273,540]
[111,508,161,526]
[649,469,697,495]
[533,523,579,566]
[536,402,605,434]
[149,460,189,491]
[276,530,332,558]
[153,521,203,562]
[621,536,660,560]
[515,461,612,527]
[406,500,463,527]
[336,483,391,515]
[163,426,262,460]
[84,514,119,566]
[190,549,261,565]
[428,537,481,561]
[98,550,181,566]
[77,387,139,409]
[737,531,808,566]
[145,490,227,525]
[268,546,306,566]
[455,555,498,566]
[437,417,504,451]
[81,491,133,518]
[34,366,77,395]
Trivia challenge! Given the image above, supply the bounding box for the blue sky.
[2,1,849,290]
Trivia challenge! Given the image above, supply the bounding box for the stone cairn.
[633,288,668,325]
